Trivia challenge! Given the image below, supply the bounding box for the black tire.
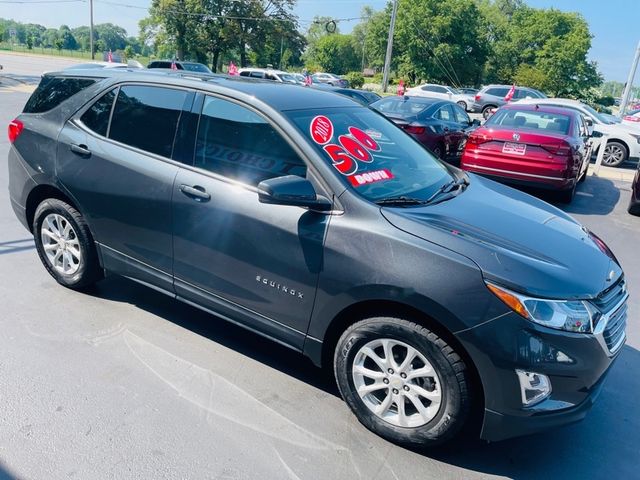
[557,182,576,204]
[457,101,467,111]
[334,317,470,448]
[33,198,102,289]
[629,199,640,216]
[482,105,496,120]
[432,143,444,159]
[579,160,588,183]
[601,140,628,167]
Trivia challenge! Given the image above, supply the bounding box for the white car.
[405,84,476,111]
[238,68,301,84]
[622,109,640,128]
[63,60,143,70]
[516,98,640,167]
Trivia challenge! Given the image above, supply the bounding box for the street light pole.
[382,0,398,93]
[619,39,640,117]
[90,0,95,60]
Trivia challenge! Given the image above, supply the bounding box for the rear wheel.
[334,317,470,448]
[33,199,102,289]
[457,101,467,111]
[482,105,496,120]
[432,143,444,159]
[557,182,577,203]
[629,198,640,216]
[601,141,628,167]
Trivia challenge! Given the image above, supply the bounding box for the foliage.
[345,71,365,89]
[308,34,360,74]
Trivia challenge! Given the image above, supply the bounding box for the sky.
[1,0,637,82]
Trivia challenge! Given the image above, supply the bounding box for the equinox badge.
[256,275,304,299]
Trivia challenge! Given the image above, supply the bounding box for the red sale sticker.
[348,169,394,187]
[310,116,334,145]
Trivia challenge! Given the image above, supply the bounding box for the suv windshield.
[286,107,454,202]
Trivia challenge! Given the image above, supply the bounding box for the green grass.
[0,43,151,65]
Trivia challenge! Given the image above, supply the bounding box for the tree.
[59,25,77,50]
[481,5,602,96]
[310,34,360,74]
[394,0,490,86]
[94,23,128,51]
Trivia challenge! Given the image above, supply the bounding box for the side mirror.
[591,130,603,138]
[585,118,593,127]
[258,175,332,212]
[470,119,481,127]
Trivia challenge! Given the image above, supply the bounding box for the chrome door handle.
[70,143,91,157]
[179,184,211,201]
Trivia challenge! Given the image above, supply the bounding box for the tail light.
[404,125,426,134]
[623,115,640,123]
[474,94,481,102]
[8,119,24,143]
[541,142,571,156]
[467,133,492,145]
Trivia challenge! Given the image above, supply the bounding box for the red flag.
[107,50,113,63]
[228,61,238,75]
[170,59,177,71]
[504,84,516,102]
[304,72,313,86]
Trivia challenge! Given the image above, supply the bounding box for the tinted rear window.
[486,109,572,135]
[371,98,430,116]
[109,85,188,158]
[80,88,117,137]
[24,76,96,113]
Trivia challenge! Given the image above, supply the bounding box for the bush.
[345,71,364,89]
[595,96,615,107]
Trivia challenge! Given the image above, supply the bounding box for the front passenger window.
[195,96,307,186]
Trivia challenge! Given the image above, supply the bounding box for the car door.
[451,103,472,157]
[433,104,459,155]
[57,84,194,291]
[172,94,330,347]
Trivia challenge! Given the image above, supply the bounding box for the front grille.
[603,302,627,354]
[591,278,627,355]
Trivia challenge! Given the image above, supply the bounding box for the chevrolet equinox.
[8,70,628,447]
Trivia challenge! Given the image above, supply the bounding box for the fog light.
[515,370,552,406]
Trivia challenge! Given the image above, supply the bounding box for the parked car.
[517,98,640,167]
[370,95,479,161]
[461,104,591,203]
[8,69,627,448]
[64,61,143,70]
[147,60,212,73]
[405,84,476,111]
[238,68,301,84]
[472,85,546,119]
[312,72,349,87]
[622,109,640,127]
[313,84,381,106]
[629,161,640,216]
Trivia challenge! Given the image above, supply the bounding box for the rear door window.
[24,76,97,113]
[79,88,117,137]
[435,105,454,121]
[195,96,307,186]
[108,85,189,158]
[486,87,509,97]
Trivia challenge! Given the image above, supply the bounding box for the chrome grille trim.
[590,280,628,356]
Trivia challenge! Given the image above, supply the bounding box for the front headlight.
[486,282,598,333]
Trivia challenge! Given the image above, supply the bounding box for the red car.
[461,104,591,202]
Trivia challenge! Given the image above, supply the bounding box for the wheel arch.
[315,298,485,425]
[25,184,81,233]
[596,137,630,157]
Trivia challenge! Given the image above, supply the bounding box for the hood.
[381,175,621,299]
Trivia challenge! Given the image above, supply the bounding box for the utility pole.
[619,40,640,117]
[382,0,398,93]
[279,36,284,70]
[89,0,95,60]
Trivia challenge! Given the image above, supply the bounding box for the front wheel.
[457,101,467,111]
[601,141,628,167]
[334,317,470,448]
[482,106,496,120]
[33,198,103,289]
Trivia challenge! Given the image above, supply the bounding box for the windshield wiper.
[423,177,469,205]
[374,196,427,206]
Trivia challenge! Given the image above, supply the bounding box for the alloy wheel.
[602,144,625,166]
[40,213,82,275]
[352,338,442,428]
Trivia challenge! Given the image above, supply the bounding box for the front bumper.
[456,310,623,442]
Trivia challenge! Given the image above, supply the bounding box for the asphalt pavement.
[0,54,639,480]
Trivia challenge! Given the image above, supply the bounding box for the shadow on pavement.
[0,238,35,255]
[560,175,621,216]
[424,345,639,479]
[85,276,341,398]
[85,275,638,479]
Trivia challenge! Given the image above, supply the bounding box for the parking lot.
[0,53,639,479]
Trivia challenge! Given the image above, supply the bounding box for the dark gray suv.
[471,84,546,119]
[8,70,627,447]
